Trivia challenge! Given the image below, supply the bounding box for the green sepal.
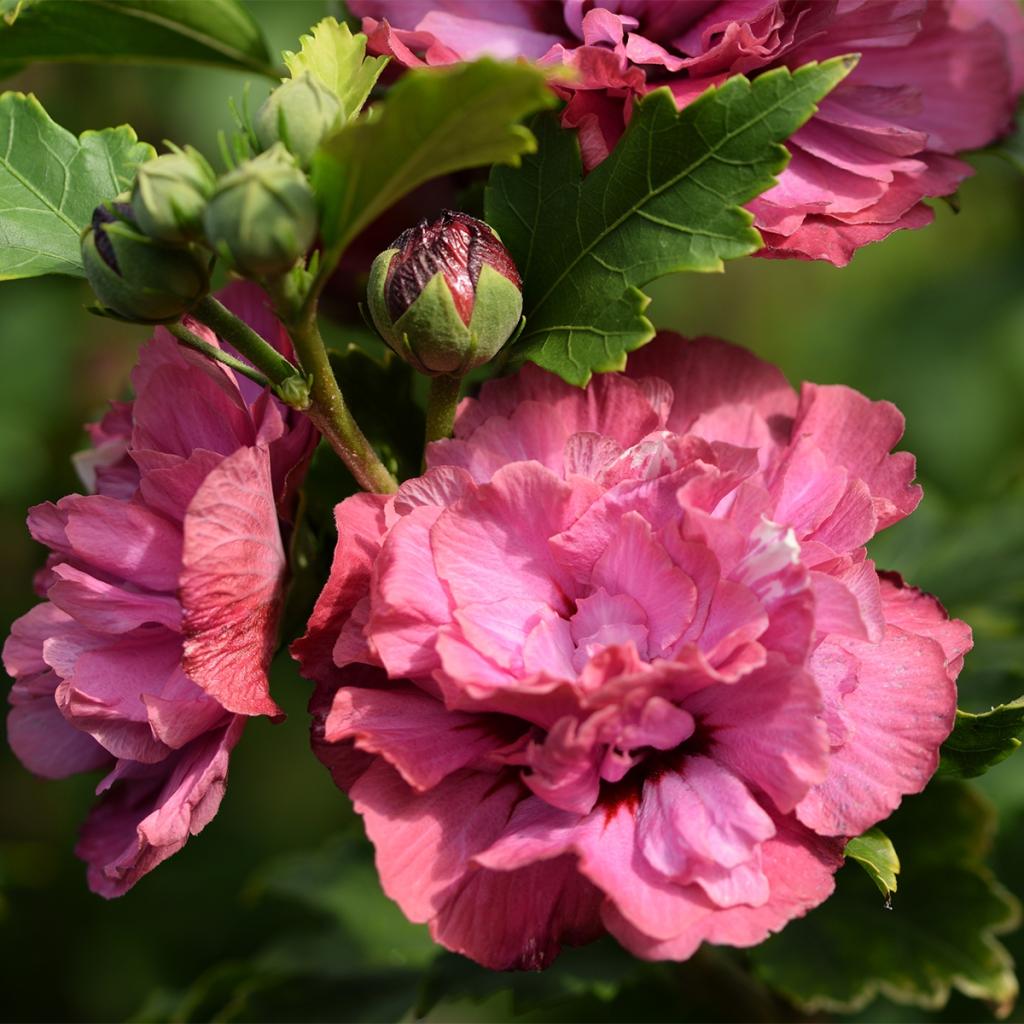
[467,262,524,365]
[82,217,210,324]
[392,271,473,376]
[254,72,342,168]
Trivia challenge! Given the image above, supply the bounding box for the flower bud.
[367,210,523,376]
[81,203,211,324]
[131,148,215,242]
[202,145,317,278]
[254,72,342,168]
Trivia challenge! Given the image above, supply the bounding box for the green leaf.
[845,827,900,899]
[131,834,436,1023]
[485,58,854,386]
[751,781,1020,1018]
[0,0,274,76]
[312,58,555,259]
[940,693,1024,780]
[246,835,437,970]
[0,91,154,280]
[283,17,388,121]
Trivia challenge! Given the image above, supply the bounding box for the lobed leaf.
[0,0,274,77]
[0,91,154,279]
[751,781,1020,1018]
[312,58,555,261]
[486,58,854,386]
[283,17,387,122]
[940,693,1024,779]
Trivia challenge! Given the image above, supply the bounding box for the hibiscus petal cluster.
[296,334,970,969]
[351,0,1024,264]
[3,283,314,896]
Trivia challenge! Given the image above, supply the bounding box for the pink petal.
[77,717,244,898]
[791,383,921,531]
[324,683,519,791]
[685,655,828,814]
[626,335,797,435]
[292,493,388,684]
[797,578,966,837]
[180,446,285,719]
[350,760,523,923]
[432,855,604,970]
[430,462,577,611]
[369,504,451,678]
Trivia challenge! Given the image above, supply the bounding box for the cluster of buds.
[367,211,523,377]
[81,80,523,381]
[81,73,326,324]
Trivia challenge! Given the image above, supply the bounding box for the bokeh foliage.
[1,2,1023,1021]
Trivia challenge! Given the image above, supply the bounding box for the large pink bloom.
[3,283,315,897]
[296,334,970,969]
[351,0,1024,265]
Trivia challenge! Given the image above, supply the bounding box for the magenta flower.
[3,283,315,897]
[350,0,1024,265]
[296,335,970,969]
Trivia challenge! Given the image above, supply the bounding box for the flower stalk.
[166,322,271,390]
[276,294,398,494]
[191,295,300,387]
[424,373,461,446]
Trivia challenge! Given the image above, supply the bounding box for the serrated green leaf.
[940,693,1024,780]
[485,58,854,386]
[0,0,274,76]
[0,91,154,279]
[283,17,387,121]
[312,58,555,260]
[846,827,900,899]
[751,781,1020,1018]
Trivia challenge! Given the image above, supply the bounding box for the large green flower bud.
[81,203,210,324]
[367,210,523,377]
[131,147,215,242]
[202,145,317,278]
[254,72,342,168]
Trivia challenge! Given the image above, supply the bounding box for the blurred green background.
[1,2,1023,1021]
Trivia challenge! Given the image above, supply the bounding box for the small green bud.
[274,373,312,410]
[81,203,210,324]
[203,145,317,278]
[367,210,523,377]
[254,72,343,168]
[131,147,215,242]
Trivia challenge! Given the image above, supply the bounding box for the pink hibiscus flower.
[295,334,970,969]
[3,283,315,897]
[351,0,1024,265]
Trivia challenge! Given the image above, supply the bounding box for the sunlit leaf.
[846,827,900,899]
[283,17,387,121]
[313,59,554,260]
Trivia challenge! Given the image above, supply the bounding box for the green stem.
[425,373,462,445]
[167,323,271,389]
[287,304,398,494]
[190,295,300,387]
